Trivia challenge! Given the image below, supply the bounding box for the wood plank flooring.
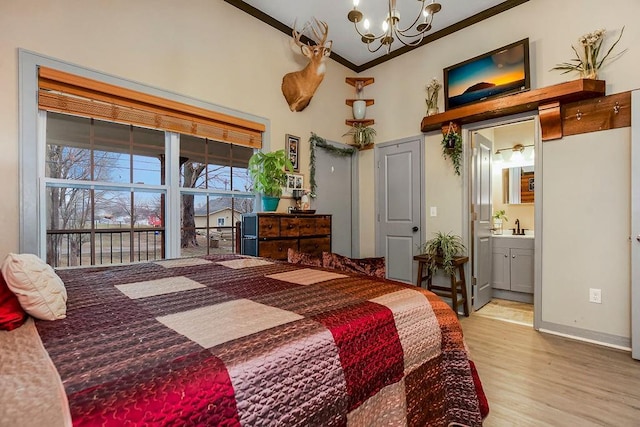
[459,315,640,426]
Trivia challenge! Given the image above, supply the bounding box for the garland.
[308,132,356,197]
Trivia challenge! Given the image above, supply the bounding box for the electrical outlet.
[430,207,437,217]
[589,288,602,304]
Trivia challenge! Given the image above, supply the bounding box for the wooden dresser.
[241,213,332,260]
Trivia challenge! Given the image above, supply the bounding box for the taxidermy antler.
[281,19,332,112]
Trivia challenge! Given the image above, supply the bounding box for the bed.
[1,254,487,426]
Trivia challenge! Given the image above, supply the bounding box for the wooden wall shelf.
[346,119,374,126]
[421,79,606,141]
[346,77,374,87]
[346,99,374,107]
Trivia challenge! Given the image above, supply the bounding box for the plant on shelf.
[343,123,376,148]
[248,149,294,211]
[425,77,442,116]
[551,27,626,79]
[442,122,463,176]
[419,231,466,276]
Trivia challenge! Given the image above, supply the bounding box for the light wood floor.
[459,314,640,426]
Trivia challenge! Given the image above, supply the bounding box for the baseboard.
[538,321,631,351]
[493,289,533,304]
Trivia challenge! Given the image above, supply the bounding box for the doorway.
[375,137,423,284]
[313,140,357,257]
[468,117,537,326]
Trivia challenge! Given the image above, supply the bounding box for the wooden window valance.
[38,66,264,149]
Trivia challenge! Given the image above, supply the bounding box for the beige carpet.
[474,298,533,326]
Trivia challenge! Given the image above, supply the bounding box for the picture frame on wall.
[285,173,304,192]
[443,38,530,110]
[286,134,300,172]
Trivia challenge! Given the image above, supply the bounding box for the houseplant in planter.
[492,209,508,235]
[419,231,466,276]
[343,123,376,148]
[248,149,294,211]
[442,122,463,176]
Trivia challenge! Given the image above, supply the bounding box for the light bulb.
[382,20,388,32]
[353,0,359,7]
[364,19,370,30]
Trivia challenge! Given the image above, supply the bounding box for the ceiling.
[224,0,529,72]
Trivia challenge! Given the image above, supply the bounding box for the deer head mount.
[281,19,332,112]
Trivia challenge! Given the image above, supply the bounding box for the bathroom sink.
[492,233,534,239]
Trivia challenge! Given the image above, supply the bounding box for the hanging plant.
[309,133,355,197]
[442,122,463,176]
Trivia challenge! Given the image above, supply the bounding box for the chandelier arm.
[394,0,429,35]
[352,21,386,43]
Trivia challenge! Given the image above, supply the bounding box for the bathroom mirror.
[503,166,534,204]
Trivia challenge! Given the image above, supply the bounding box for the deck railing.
[47,225,239,267]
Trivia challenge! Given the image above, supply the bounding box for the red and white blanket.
[26,254,486,426]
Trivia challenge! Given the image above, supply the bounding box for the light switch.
[430,207,437,217]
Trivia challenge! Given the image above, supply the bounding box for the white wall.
[0,0,352,259]
[361,0,639,344]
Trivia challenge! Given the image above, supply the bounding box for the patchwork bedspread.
[33,254,484,426]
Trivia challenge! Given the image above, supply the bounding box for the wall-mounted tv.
[444,38,530,110]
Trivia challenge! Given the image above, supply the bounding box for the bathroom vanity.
[491,235,534,303]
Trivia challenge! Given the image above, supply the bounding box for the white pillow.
[1,253,67,320]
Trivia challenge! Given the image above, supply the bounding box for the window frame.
[20,50,269,260]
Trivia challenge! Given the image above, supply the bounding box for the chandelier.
[347,0,442,54]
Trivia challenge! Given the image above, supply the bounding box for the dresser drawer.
[258,217,280,237]
[298,217,317,236]
[299,237,331,256]
[280,217,300,237]
[314,216,331,235]
[259,239,297,260]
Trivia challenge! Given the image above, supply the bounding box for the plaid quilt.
[35,254,484,426]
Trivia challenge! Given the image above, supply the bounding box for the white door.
[313,141,355,257]
[472,132,493,309]
[631,90,640,359]
[376,138,422,284]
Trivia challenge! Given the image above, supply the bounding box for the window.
[43,112,255,267]
[45,113,166,267]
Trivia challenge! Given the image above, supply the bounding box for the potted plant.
[343,123,376,148]
[442,122,463,176]
[419,231,466,276]
[425,77,442,116]
[492,209,508,235]
[248,149,294,211]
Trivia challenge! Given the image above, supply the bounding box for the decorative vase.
[352,100,366,120]
[580,69,598,80]
[427,106,439,116]
[493,219,503,235]
[261,195,280,212]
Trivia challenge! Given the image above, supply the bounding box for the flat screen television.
[443,38,530,110]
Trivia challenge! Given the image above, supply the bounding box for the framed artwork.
[285,173,304,193]
[443,38,530,110]
[286,134,300,172]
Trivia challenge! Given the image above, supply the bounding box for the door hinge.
[472,277,477,286]
[377,213,380,222]
[377,160,380,169]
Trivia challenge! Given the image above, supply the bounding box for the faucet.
[514,219,521,235]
